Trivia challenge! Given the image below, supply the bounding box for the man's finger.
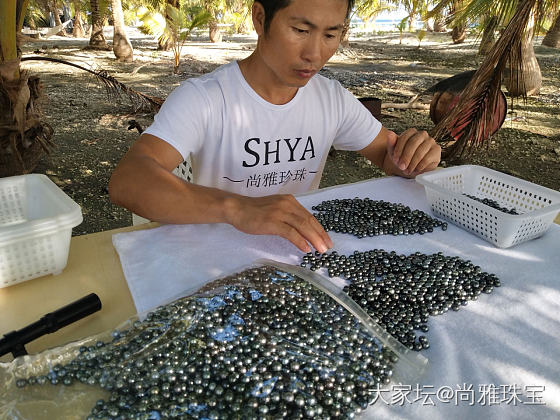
[411,152,440,175]
[393,128,418,168]
[282,210,331,253]
[403,138,432,174]
[274,223,312,253]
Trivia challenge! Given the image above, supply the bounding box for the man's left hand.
[386,128,441,177]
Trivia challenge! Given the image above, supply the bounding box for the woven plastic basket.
[416,165,560,248]
[0,174,82,288]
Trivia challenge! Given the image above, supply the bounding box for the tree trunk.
[0,0,53,176]
[542,11,560,48]
[50,1,66,36]
[451,0,466,44]
[111,0,133,61]
[72,1,85,38]
[340,20,350,48]
[425,18,434,32]
[451,25,466,44]
[505,15,542,97]
[209,20,222,43]
[434,17,446,32]
[478,15,497,55]
[89,0,108,48]
[158,0,178,51]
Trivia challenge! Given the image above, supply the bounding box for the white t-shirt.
[144,61,382,196]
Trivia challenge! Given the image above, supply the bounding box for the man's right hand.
[110,134,332,254]
[224,194,333,254]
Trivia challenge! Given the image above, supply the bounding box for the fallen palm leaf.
[20,56,164,112]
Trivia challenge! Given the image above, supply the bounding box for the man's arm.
[109,134,332,253]
[358,127,441,177]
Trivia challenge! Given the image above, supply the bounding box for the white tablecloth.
[113,176,560,419]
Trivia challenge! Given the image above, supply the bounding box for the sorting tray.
[416,165,560,248]
[0,174,83,287]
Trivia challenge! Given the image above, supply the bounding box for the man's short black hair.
[255,0,355,33]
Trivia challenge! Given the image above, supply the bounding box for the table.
[1,177,559,420]
[0,223,158,361]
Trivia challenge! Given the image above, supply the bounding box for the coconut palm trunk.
[434,16,446,32]
[111,0,133,61]
[478,15,497,55]
[451,0,466,44]
[542,10,560,47]
[209,20,222,42]
[340,20,350,48]
[72,0,85,38]
[89,0,108,48]
[1,0,54,176]
[49,0,66,36]
[504,10,542,96]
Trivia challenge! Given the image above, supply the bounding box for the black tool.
[0,293,102,358]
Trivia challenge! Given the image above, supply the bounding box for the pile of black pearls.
[463,194,520,215]
[312,198,447,238]
[301,249,501,351]
[16,266,398,419]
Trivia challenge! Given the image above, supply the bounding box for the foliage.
[353,0,394,22]
[23,0,49,28]
[139,1,211,72]
[416,28,426,46]
[396,17,407,43]
[395,0,435,29]
[430,0,558,33]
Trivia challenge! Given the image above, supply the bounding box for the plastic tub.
[0,174,83,287]
[416,165,560,248]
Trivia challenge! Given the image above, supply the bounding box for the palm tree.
[203,0,226,42]
[139,1,210,71]
[431,0,558,160]
[71,0,86,38]
[341,0,393,47]
[432,0,558,97]
[111,0,134,61]
[89,0,109,48]
[542,9,560,47]
[49,0,67,36]
[450,0,467,43]
[478,14,498,55]
[0,0,54,176]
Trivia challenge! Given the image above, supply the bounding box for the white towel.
[113,176,560,419]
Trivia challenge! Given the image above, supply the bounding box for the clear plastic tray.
[0,174,83,287]
[416,165,560,248]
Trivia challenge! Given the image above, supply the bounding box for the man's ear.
[252,2,266,36]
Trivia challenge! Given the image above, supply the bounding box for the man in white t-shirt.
[109,0,441,254]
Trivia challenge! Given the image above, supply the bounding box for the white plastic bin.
[0,174,83,287]
[416,165,560,248]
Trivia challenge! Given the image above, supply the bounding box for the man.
[109,0,441,254]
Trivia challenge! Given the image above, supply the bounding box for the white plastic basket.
[416,165,560,248]
[0,174,83,288]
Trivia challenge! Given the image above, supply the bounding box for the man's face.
[255,0,347,88]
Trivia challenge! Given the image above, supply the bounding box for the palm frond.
[354,0,395,22]
[426,0,452,20]
[432,0,537,160]
[139,10,172,45]
[20,56,163,112]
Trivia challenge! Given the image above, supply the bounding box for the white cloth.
[112,177,560,419]
[143,61,382,195]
